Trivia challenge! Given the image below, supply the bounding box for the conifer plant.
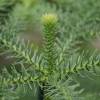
[0,0,100,100]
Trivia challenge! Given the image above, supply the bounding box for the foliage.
[0,0,100,100]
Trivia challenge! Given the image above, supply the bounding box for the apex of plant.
[42,13,58,26]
